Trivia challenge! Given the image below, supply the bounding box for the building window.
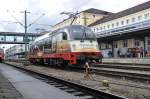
[138,15,142,21]
[93,28,95,32]
[148,38,150,45]
[148,40,150,45]
[93,14,95,18]
[0,36,4,41]
[112,24,114,28]
[97,28,99,31]
[132,17,135,22]
[114,41,118,48]
[78,15,80,18]
[126,19,129,24]
[103,26,105,29]
[123,40,128,47]
[121,21,124,25]
[144,13,149,19]
[105,44,109,49]
[107,25,110,29]
[100,27,102,30]
[116,22,119,27]
[135,40,140,47]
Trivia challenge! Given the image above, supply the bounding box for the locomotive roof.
[63,25,86,29]
[31,25,89,44]
[32,32,50,43]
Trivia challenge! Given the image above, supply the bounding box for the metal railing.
[96,19,150,38]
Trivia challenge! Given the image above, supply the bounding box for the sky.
[0,0,149,49]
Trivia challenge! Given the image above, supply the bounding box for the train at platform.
[0,48,4,62]
[28,25,102,66]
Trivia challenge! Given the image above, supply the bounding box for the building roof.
[82,8,113,15]
[53,8,113,27]
[89,1,150,26]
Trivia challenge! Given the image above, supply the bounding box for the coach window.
[62,32,67,40]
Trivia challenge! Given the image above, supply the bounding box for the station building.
[52,8,113,31]
[5,44,29,60]
[89,1,150,58]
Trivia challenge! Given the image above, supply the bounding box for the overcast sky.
[0,0,149,49]
[0,0,149,33]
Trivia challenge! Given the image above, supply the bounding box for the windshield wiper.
[80,27,86,42]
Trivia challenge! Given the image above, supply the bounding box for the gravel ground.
[0,68,23,99]
[5,62,150,99]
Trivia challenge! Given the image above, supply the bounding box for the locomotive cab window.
[69,26,96,41]
[62,32,67,40]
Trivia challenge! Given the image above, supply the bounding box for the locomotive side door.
[61,32,70,53]
[52,35,57,53]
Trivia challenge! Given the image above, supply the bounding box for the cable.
[27,13,45,28]
[33,23,52,27]
[7,10,24,27]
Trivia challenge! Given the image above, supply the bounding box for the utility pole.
[7,10,45,60]
[25,10,27,57]
[22,10,30,59]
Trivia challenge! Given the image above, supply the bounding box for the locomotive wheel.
[62,60,69,67]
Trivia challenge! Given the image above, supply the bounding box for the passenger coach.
[28,25,102,66]
[0,48,4,62]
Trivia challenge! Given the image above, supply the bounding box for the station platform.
[0,69,23,99]
[0,63,80,99]
[102,58,150,65]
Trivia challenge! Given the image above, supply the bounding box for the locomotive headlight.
[72,44,76,50]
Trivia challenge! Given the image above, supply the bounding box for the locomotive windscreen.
[69,26,96,40]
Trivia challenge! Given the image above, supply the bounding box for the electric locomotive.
[28,25,102,66]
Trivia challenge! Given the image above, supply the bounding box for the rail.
[5,62,125,99]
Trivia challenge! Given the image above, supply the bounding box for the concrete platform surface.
[0,63,80,99]
[0,68,23,99]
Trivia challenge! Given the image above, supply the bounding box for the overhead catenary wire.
[27,13,45,28]
[7,10,24,27]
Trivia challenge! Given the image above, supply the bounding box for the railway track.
[92,67,150,82]
[55,63,150,83]
[92,63,150,83]
[94,64,150,71]
[5,63,125,99]
[5,61,150,90]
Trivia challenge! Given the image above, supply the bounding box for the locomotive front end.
[69,25,102,65]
